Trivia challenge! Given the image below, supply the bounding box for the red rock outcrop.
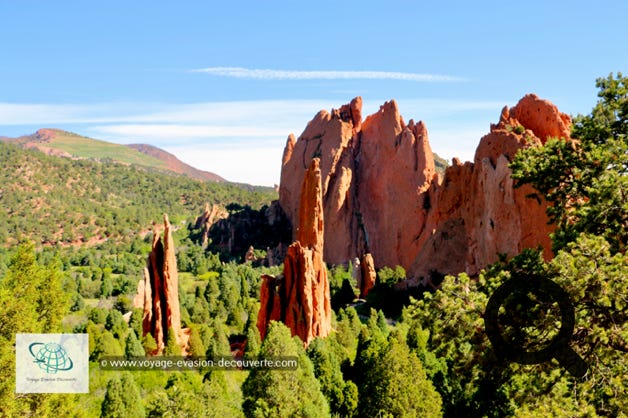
[244,245,257,263]
[136,214,183,353]
[258,158,332,345]
[194,203,228,247]
[279,97,436,269]
[407,95,562,284]
[359,253,376,298]
[279,94,567,284]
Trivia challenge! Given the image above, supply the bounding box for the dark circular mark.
[484,273,588,378]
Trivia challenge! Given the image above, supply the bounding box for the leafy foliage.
[403,242,627,416]
[307,337,358,416]
[0,244,76,417]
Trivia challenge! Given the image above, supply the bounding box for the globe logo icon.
[29,342,74,373]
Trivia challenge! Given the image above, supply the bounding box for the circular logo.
[29,342,74,373]
[484,273,588,378]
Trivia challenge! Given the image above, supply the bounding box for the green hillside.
[0,140,275,247]
[5,129,224,181]
[433,152,449,175]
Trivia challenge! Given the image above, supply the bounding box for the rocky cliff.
[134,214,183,353]
[258,158,332,345]
[193,203,228,247]
[206,200,291,263]
[280,97,437,270]
[279,94,567,284]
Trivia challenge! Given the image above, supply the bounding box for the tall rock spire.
[136,214,182,353]
[258,158,332,346]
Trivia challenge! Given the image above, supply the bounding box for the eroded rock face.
[194,203,228,247]
[407,96,562,283]
[279,94,566,284]
[279,97,436,269]
[137,215,183,353]
[258,159,332,345]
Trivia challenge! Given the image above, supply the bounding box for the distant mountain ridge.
[126,143,224,182]
[1,128,225,182]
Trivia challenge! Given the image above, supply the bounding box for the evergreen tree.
[96,330,124,358]
[0,244,74,417]
[202,370,241,417]
[242,321,329,417]
[244,322,261,360]
[128,308,144,339]
[125,330,145,358]
[100,269,113,298]
[101,377,125,418]
[148,373,204,417]
[87,322,103,361]
[105,309,127,339]
[141,333,158,356]
[206,323,231,358]
[190,296,210,324]
[187,324,206,357]
[331,278,357,309]
[164,326,182,356]
[307,337,358,417]
[335,307,362,361]
[101,374,145,418]
[356,332,442,418]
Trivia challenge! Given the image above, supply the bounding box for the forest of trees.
[0,73,626,417]
[0,142,276,247]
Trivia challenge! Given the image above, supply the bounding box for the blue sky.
[1,1,627,186]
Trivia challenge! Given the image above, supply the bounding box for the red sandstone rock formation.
[244,245,257,263]
[258,159,332,345]
[136,215,183,353]
[407,95,563,283]
[359,253,376,298]
[279,94,567,284]
[194,203,227,247]
[280,97,436,269]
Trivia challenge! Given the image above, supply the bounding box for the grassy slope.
[27,129,171,170]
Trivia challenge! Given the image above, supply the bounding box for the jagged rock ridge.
[279,94,567,283]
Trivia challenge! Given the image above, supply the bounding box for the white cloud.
[191,67,465,82]
[91,124,290,139]
[428,126,486,164]
[168,144,283,187]
[0,102,162,125]
[0,103,86,125]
